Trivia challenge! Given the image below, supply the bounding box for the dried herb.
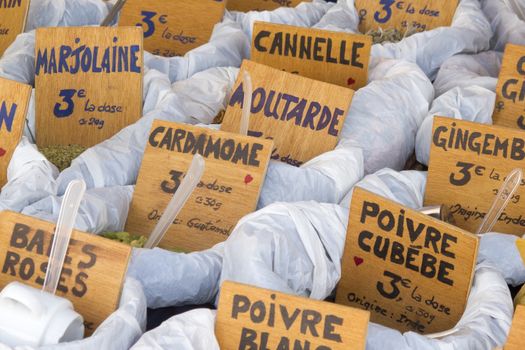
[366,27,418,44]
[101,232,148,248]
[40,144,86,172]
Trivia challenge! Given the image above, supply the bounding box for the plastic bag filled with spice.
[217,168,512,350]
[54,57,432,209]
[25,0,109,31]
[415,51,502,165]
[481,0,525,51]
[311,0,491,79]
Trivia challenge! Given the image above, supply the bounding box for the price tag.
[336,187,478,334]
[125,120,273,252]
[227,0,308,12]
[251,22,372,89]
[0,0,30,56]
[34,26,143,148]
[119,0,225,57]
[221,60,353,167]
[355,0,459,34]
[0,211,132,335]
[505,305,525,349]
[216,281,370,350]
[0,77,31,187]
[493,44,525,130]
[425,117,525,235]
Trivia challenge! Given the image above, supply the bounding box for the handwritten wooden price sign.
[227,0,308,12]
[221,60,353,167]
[0,0,30,56]
[119,0,225,57]
[126,120,273,252]
[0,211,132,335]
[336,188,478,334]
[0,77,31,187]
[355,0,459,34]
[216,281,370,350]
[493,44,525,130]
[34,26,143,148]
[425,117,525,236]
[251,22,372,89]
[505,305,525,350]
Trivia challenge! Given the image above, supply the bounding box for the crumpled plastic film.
[481,0,525,51]
[25,0,108,31]
[130,309,219,350]
[416,51,502,165]
[127,245,224,309]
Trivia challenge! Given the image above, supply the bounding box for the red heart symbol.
[0,148,6,157]
[353,256,364,266]
[244,174,253,185]
[347,77,356,86]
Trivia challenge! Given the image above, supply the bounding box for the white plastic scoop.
[0,180,86,346]
[144,154,205,249]
[101,0,128,26]
[239,71,253,136]
[476,168,523,235]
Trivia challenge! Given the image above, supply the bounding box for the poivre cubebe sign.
[0,0,30,56]
[126,120,273,252]
[251,22,372,89]
[216,281,370,350]
[221,60,353,166]
[227,0,308,12]
[0,77,31,187]
[425,117,525,236]
[119,0,225,57]
[0,211,131,335]
[35,26,143,148]
[355,0,459,34]
[336,188,478,334]
[493,44,525,130]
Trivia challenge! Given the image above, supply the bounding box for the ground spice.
[40,144,86,172]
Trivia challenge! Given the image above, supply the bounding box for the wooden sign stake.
[240,71,253,136]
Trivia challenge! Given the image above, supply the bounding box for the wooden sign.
[34,26,143,148]
[119,0,225,57]
[125,120,273,252]
[505,305,525,349]
[251,22,372,89]
[336,188,478,334]
[425,117,525,236]
[516,239,525,266]
[355,0,459,34]
[0,77,31,187]
[227,0,308,12]
[493,44,525,130]
[0,0,30,56]
[221,60,353,166]
[216,281,370,350]
[0,211,131,335]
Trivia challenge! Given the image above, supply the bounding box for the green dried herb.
[101,231,189,252]
[40,144,86,172]
[366,27,418,44]
[101,231,148,248]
